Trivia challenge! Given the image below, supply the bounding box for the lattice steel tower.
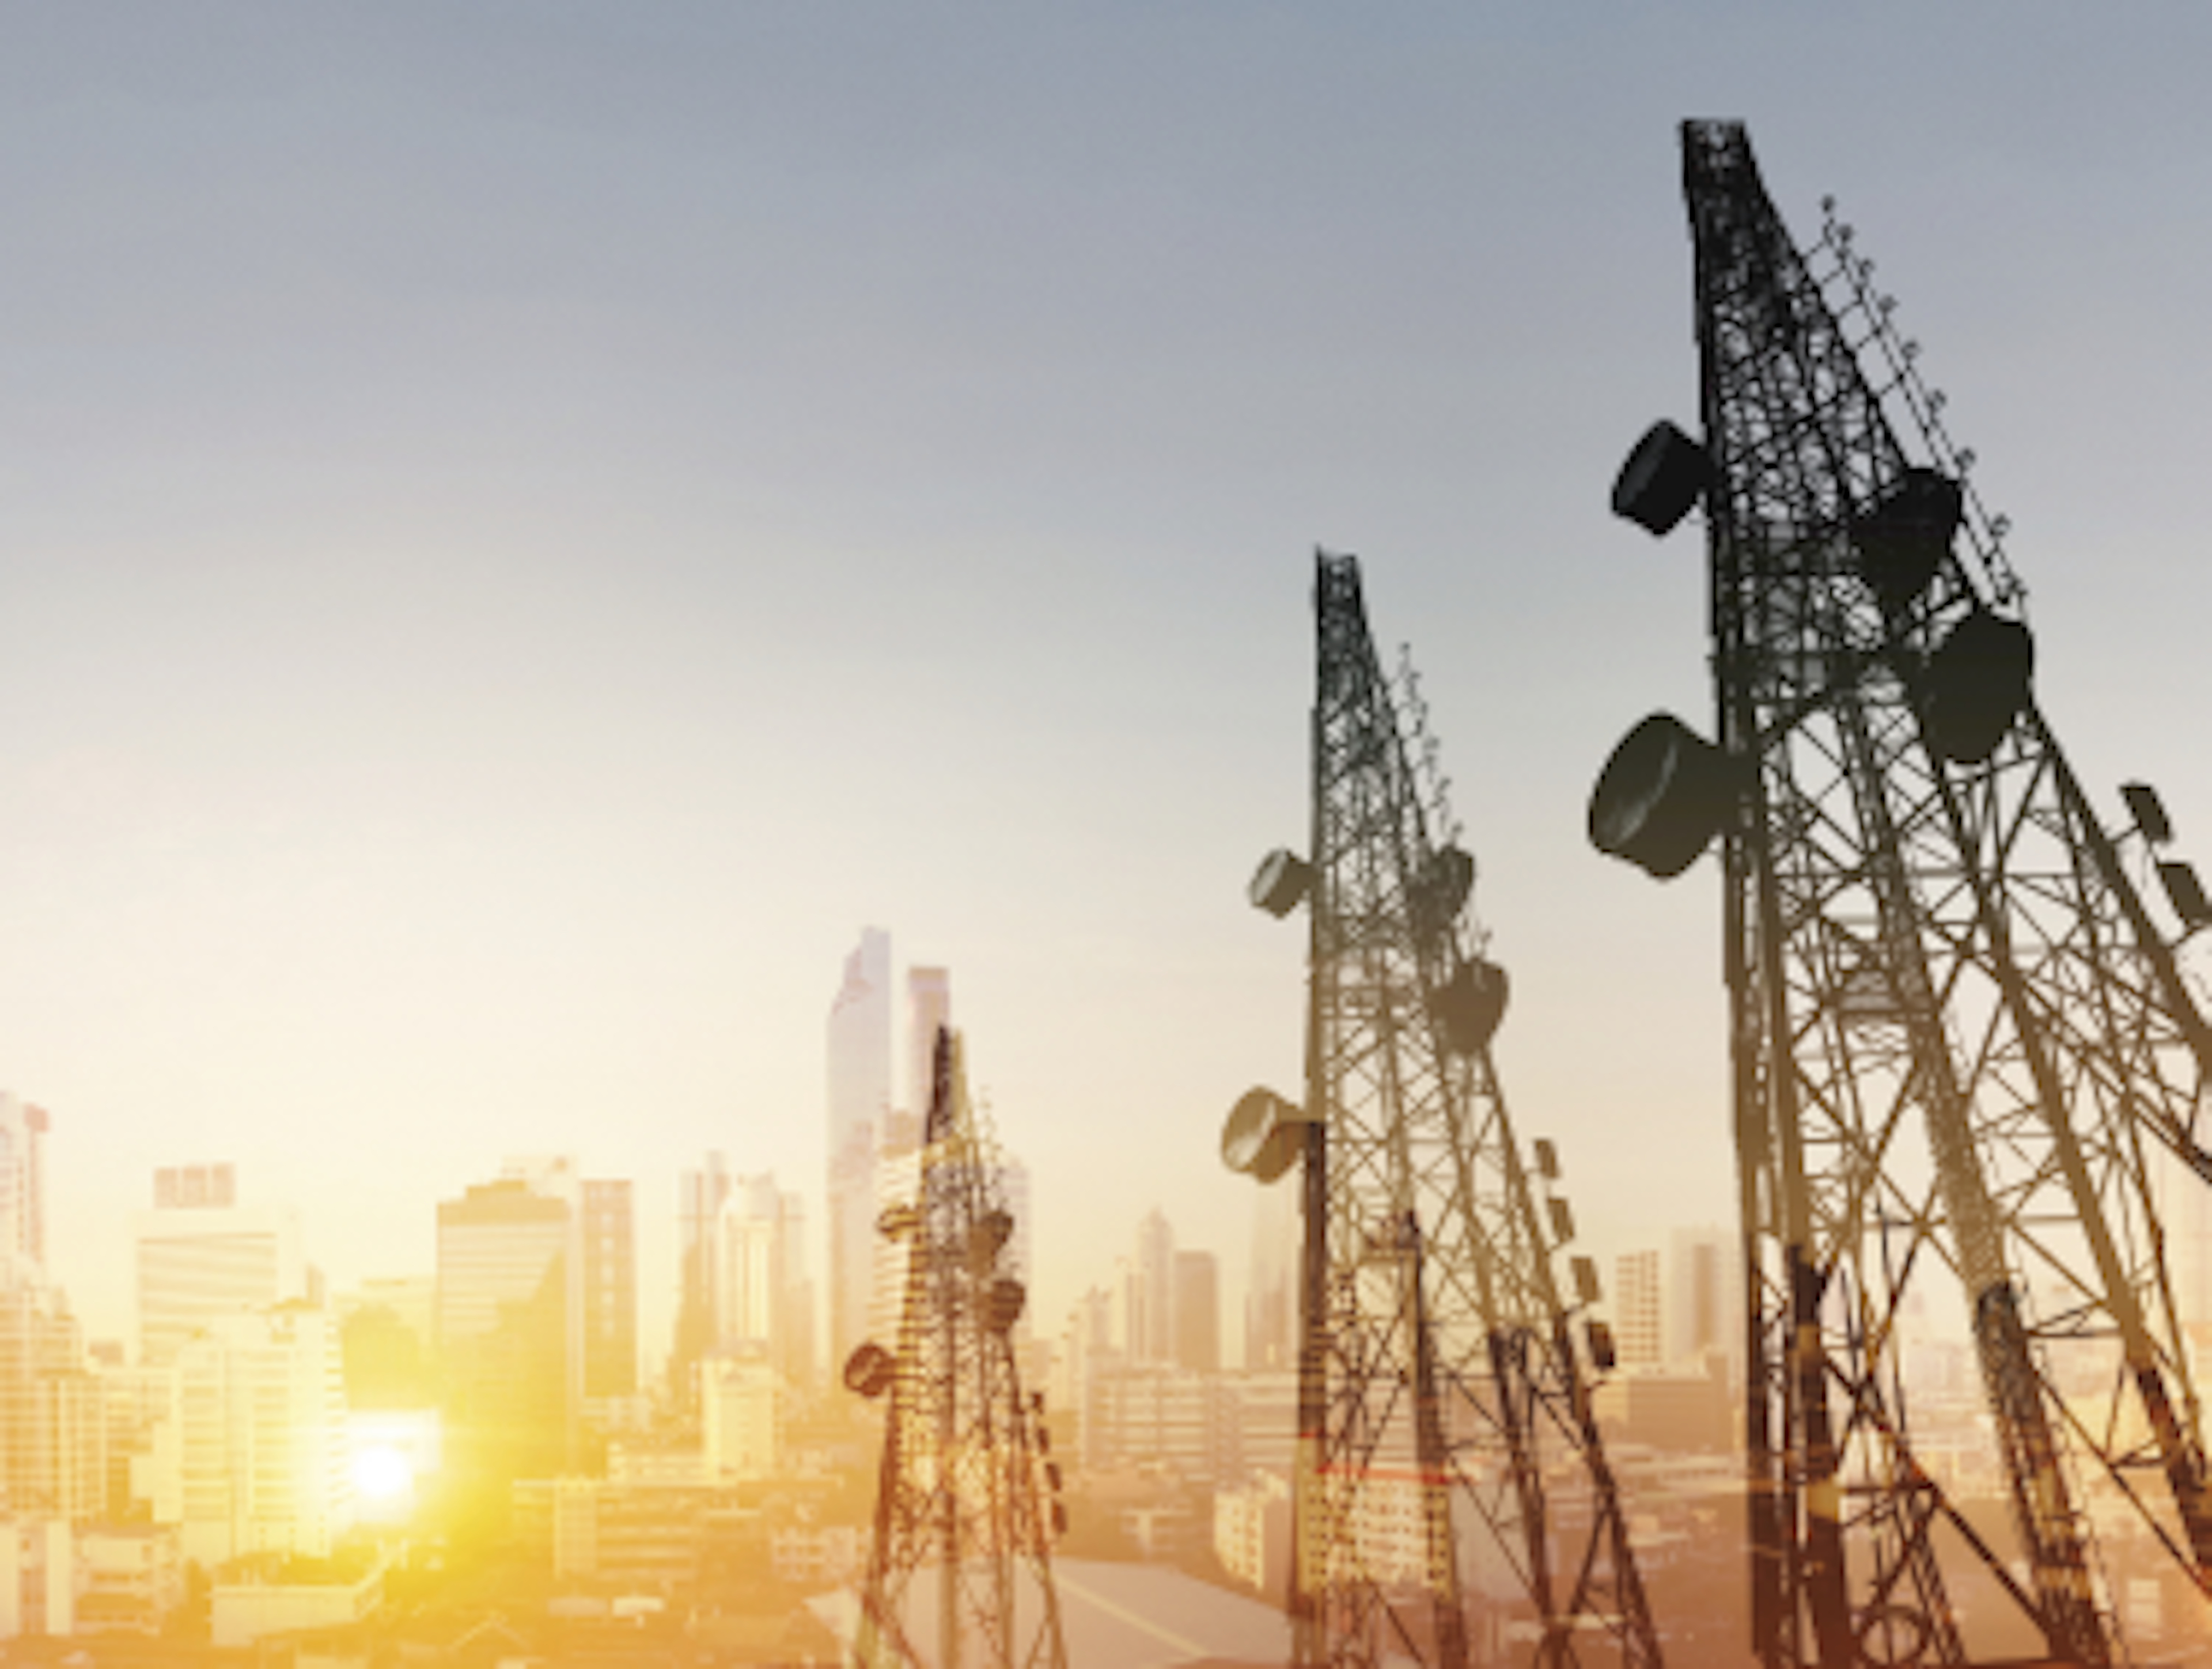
[844,1027,1069,1669]
[1593,120,2212,1667]
[1228,551,1662,1668]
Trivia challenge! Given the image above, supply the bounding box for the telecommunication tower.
[845,1027,1069,1669]
[1228,551,1662,1668]
[1593,120,2212,1666]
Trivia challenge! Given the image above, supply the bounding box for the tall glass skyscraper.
[826,928,891,1374]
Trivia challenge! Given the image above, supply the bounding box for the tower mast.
[1232,551,1662,1668]
[847,1027,1069,1669]
[1594,119,2212,1666]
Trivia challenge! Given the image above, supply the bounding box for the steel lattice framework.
[1239,552,1661,1668]
[849,1027,1068,1669]
[1595,120,2212,1667]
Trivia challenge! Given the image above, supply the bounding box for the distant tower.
[716,1173,813,1389]
[671,1153,733,1410]
[1131,1209,1176,1365]
[1175,1250,1220,1375]
[1245,1179,1298,1371]
[1230,552,1660,1668]
[829,929,893,1374]
[579,1179,636,1401]
[0,1095,49,1280]
[846,1028,1069,1669]
[0,1108,100,1527]
[1612,1250,1662,1371]
[1665,1226,1732,1375]
[906,966,952,1122]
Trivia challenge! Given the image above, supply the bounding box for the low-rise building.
[210,1557,384,1649]
[73,1522,182,1636]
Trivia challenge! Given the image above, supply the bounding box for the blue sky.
[4,7,2210,1356]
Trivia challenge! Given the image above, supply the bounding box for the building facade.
[827,929,892,1376]
[133,1169,304,1370]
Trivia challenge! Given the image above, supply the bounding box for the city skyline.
[4,7,2211,1566]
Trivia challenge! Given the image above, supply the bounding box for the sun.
[351,1443,414,1503]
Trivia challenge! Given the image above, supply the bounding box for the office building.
[701,1351,778,1481]
[150,1302,351,1566]
[1614,1248,1663,1370]
[1175,1249,1220,1375]
[1129,1209,1176,1365]
[0,1099,100,1526]
[579,1178,636,1399]
[1666,1224,1736,1375]
[670,1154,733,1411]
[714,1173,812,1389]
[1245,1180,1298,1372]
[132,1169,304,1370]
[0,1283,102,1523]
[827,929,892,1374]
[436,1175,573,1520]
[0,1096,48,1281]
[904,966,952,1121]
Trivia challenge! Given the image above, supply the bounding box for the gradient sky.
[5,7,2210,1361]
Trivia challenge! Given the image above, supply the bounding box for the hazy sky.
[6,7,2210,1361]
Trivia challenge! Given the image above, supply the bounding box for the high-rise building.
[701,1351,778,1481]
[671,1154,733,1411]
[827,929,892,1374]
[0,1105,106,1527]
[132,1169,304,1370]
[903,966,952,1125]
[1613,1249,1663,1370]
[714,1174,812,1390]
[0,1096,49,1280]
[1665,1225,1734,1374]
[150,1302,351,1566]
[1245,1179,1298,1372]
[1175,1249,1220,1375]
[1130,1208,1176,1365]
[580,1179,636,1401]
[435,1176,573,1526]
[0,1283,102,1524]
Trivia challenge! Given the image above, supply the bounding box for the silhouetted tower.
[1594,120,2212,1667]
[1229,552,1661,1669]
[845,1027,1068,1669]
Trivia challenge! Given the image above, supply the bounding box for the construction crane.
[845,1026,1069,1669]
[1592,119,2212,1667]
[1228,551,1662,1668]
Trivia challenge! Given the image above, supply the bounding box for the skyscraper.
[0,1104,103,1525]
[1666,1224,1738,1379]
[1245,1177,1298,1372]
[0,1096,48,1280]
[1613,1248,1663,1371]
[151,1302,350,1566]
[1130,1208,1176,1365]
[579,1179,636,1401]
[1175,1249,1220,1375]
[0,1283,101,1523]
[715,1173,813,1388]
[435,1176,572,1528]
[671,1154,733,1412]
[826,928,892,1373]
[903,966,952,1125]
[133,1167,304,1369]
